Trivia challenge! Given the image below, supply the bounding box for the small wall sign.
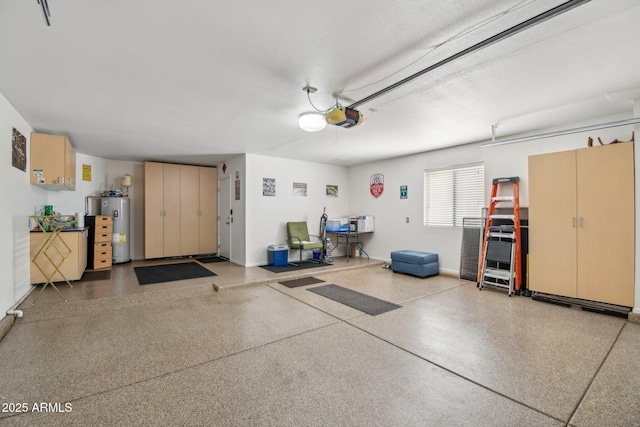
[370,173,384,198]
[400,185,407,199]
[82,164,92,181]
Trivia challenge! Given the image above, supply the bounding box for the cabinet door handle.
[572,217,576,227]
[579,217,584,227]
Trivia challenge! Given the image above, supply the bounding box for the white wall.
[0,92,43,316]
[348,114,635,277]
[244,153,350,267]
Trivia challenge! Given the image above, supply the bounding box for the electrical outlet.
[406,217,410,223]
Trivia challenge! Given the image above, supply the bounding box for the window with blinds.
[423,163,485,227]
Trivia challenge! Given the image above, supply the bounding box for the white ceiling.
[1,0,639,167]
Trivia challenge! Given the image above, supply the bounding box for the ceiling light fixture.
[299,112,326,132]
[299,86,329,131]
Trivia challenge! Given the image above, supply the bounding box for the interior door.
[576,143,634,306]
[219,177,231,259]
[528,150,578,297]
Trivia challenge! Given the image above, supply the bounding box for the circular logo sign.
[370,173,384,198]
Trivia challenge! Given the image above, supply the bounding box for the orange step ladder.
[477,177,522,296]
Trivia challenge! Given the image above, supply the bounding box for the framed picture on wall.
[11,128,26,172]
[293,182,307,196]
[326,185,338,197]
[263,178,276,196]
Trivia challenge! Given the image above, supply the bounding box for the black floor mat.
[307,284,401,316]
[134,262,216,285]
[196,256,228,263]
[279,276,325,288]
[259,261,327,273]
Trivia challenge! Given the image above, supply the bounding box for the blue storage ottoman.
[390,250,439,278]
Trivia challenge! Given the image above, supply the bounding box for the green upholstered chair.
[286,221,323,266]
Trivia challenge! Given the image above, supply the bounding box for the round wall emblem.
[370,173,384,198]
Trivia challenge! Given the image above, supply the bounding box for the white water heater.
[101,197,131,264]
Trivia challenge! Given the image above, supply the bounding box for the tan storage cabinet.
[30,132,76,191]
[180,165,218,256]
[145,162,181,258]
[86,215,113,269]
[528,142,634,306]
[30,230,87,284]
[144,162,217,259]
[180,165,201,256]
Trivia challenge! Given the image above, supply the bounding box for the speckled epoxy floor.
[1,258,638,426]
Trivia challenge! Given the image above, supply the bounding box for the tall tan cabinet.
[180,165,218,255]
[528,142,634,307]
[144,162,217,259]
[145,162,181,258]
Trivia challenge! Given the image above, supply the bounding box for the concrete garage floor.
[0,256,638,426]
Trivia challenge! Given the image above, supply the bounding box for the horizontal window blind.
[424,163,484,227]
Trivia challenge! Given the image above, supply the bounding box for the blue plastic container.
[268,244,289,266]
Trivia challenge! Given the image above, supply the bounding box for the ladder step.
[492,177,519,185]
[492,196,515,202]
[488,232,515,239]
[484,269,513,280]
[489,214,515,220]
[489,225,515,232]
[480,280,512,291]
